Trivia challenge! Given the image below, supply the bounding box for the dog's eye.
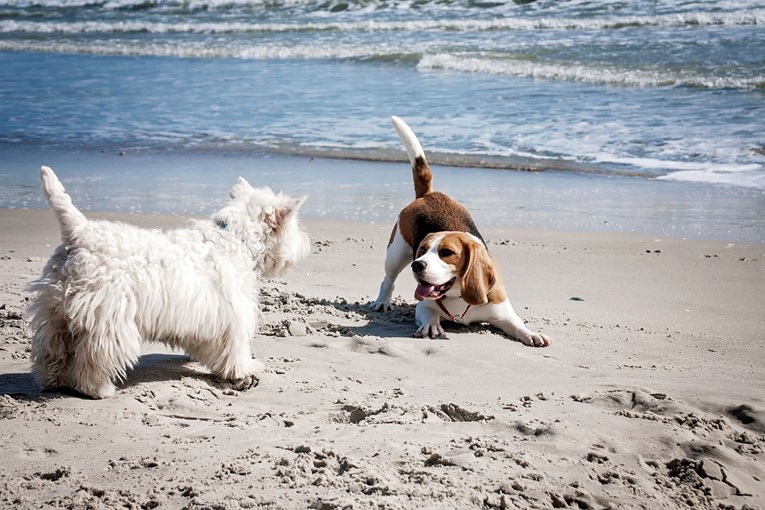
[438,248,454,258]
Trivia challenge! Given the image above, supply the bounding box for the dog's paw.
[223,359,265,391]
[75,380,116,400]
[230,374,260,392]
[520,331,552,347]
[370,300,393,312]
[416,321,445,339]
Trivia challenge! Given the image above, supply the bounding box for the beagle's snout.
[411,260,426,273]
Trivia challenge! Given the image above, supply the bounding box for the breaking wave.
[417,53,765,90]
[2,9,764,34]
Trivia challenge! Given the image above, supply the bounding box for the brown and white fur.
[372,117,551,347]
[29,166,311,399]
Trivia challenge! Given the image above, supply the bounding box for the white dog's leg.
[31,315,72,390]
[415,300,445,338]
[68,297,142,399]
[190,311,262,390]
[29,249,74,390]
[70,332,120,399]
[491,301,551,347]
[372,225,411,312]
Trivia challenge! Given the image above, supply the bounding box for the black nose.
[411,260,426,273]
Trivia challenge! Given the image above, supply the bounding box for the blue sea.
[1,0,764,241]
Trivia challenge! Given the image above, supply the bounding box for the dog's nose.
[411,260,426,273]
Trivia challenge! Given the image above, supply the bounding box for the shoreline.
[1,209,764,508]
[2,146,764,243]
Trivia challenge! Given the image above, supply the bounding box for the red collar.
[436,298,472,323]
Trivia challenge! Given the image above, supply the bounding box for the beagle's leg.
[415,300,445,338]
[491,301,551,347]
[372,225,411,312]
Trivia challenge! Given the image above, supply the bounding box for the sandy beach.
[1,207,763,509]
[3,0,765,505]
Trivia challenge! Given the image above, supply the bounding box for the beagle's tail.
[391,116,432,199]
[40,166,87,241]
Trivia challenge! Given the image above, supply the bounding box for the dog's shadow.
[122,352,196,387]
[122,353,239,392]
[0,371,42,401]
[0,354,216,401]
[287,295,511,341]
[291,296,418,339]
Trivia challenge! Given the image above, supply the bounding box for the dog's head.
[411,231,497,305]
[213,177,310,278]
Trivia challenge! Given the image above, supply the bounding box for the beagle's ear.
[460,241,497,306]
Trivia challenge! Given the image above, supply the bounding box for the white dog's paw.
[224,359,265,391]
[416,321,445,339]
[85,383,116,400]
[74,378,116,400]
[230,374,260,392]
[371,299,393,312]
[520,331,552,348]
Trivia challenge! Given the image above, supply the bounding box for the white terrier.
[29,166,310,399]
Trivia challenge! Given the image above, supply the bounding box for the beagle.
[372,116,551,347]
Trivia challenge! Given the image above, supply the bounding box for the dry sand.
[1,208,764,509]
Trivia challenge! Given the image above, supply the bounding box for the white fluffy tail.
[390,116,425,167]
[40,166,87,241]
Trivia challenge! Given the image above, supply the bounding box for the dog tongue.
[415,282,437,298]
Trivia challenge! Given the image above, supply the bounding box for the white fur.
[371,224,411,312]
[390,116,425,166]
[29,166,310,399]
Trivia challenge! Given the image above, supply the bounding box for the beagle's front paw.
[371,299,393,312]
[416,320,445,339]
[520,330,552,347]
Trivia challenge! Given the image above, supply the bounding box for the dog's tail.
[40,166,87,241]
[391,116,432,199]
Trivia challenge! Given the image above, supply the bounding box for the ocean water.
[0,0,764,240]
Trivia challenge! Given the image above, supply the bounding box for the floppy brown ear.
[460,241,497,306]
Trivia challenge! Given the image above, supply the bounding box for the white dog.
[29,166,310,399]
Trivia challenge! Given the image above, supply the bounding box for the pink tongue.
[415,283,436,298]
